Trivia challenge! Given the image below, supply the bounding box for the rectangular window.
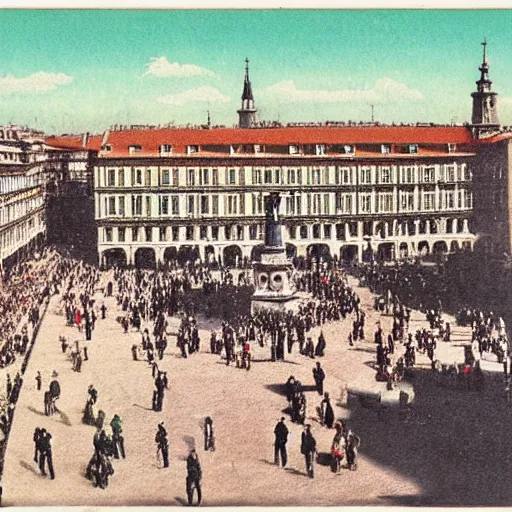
[464,189,473,209]
[323,224,332,238]
[118,196,125,216]
[409,144,419,154]
[448,143,456,153]
[171,196,179,215]
[312,168,322,185]
[224,225,232,240]
[172,168,179,186]
[423,166,435,183]
[287,168,296,184]
[129,145,142,153]
[400,166,414,184]
[289,144,299,155]
[145,168,152,187]
[380,167,391,184]
[187,145,199,155]
[200,195,209,214]
[360,194,371,213]
[211,226,219,241]
[135,169,143,185]
[445,165,456,182]
[201,168,209,186]
[252,168,262,184]
[162,169,170,185]
[105,227,112,242]
[378,193,393,213]
[160,144,172,154]
[381,144,391,154]
[445,191,455,209]
[118,169,125,187]
[187,169,195,186]
[185,226,194,240]
[211,195,219,215]
[264,169,272,184]
[228,168,236,185]
[323,193,330,214]
[108,169,116,187]
[316,144,326,156]
[159,227,166,242]
[188,196,195,215]
[400,192,414,211]
[249,225,258,240]
[161,196,169,215]
[108,196,116,215]
[226,195,238,215]
[172,226,179,241]
[274,168,281,184]
[212,168,218,186]
[145,196,151,217]
[254,144,263,154]
[118,227,125,242]
[360,166,371,184]
[423,192,435,210]
[199,226,208,240]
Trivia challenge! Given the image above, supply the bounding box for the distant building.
[0,126,47,269]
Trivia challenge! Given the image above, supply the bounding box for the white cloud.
[144,57,216,78]
[260,77,424,104]
[156,86,230,106]
[0,72,73,95]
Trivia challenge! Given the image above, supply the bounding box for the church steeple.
[471,40,500,133]
[237,58,257,128]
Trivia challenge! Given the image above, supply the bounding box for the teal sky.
[2,9,512,134]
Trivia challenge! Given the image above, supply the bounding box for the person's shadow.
[19,460,39,476]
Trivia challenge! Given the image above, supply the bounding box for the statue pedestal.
[251,245,297,314]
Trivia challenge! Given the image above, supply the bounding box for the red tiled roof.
[101,126,475,157]
[45,134,102,151]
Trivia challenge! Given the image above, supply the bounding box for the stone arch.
[178,245,199,265]
[134,247,156,268]
[340,245,358,264]
[102,248,127,268]
[450,240,460,253]
[377,242,395,261]
[163,246,178,263]
[223,244,242,268]
[307,243,332,269]
[433,240,448,254]
[418,241,430,256]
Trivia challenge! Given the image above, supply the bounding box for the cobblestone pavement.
[2,273,508,506]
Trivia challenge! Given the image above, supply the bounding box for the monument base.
[251,293,302,314]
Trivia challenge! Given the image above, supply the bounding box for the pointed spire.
[207,110,211,128]
[482,38,487,64]
[242,57,254,101]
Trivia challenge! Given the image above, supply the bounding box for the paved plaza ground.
[1,272,511,506]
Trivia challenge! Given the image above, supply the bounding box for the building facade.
[93,125,476,268]
[0,126,47,269]
[87,48,512,268]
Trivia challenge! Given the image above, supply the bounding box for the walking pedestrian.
[186,449,202,505]
[274,417,289,467]
[155,422,169,468]
[313,362,325,395]
[300,425,317,478]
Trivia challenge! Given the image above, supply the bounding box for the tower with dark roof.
[237,58,257,128]
[471,40,500,134]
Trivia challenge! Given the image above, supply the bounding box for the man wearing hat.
[49,372,61,414]
[274,417,289,467]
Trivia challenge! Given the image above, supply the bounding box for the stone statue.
[264,192,283,247]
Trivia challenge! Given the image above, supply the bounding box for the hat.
[52,370,58,377]
[280,417,285,421]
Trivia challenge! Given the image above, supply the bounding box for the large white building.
[0,126,47,268]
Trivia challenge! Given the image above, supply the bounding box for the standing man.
[39,429,55,479]
[155,422,169,468]
[110,414,125,459]
[33,427,42,464]
[186,449,202,506]
[100,302,107,320]
[313,362,325,396]
[300,425,317,478]
[273,417,289,467]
